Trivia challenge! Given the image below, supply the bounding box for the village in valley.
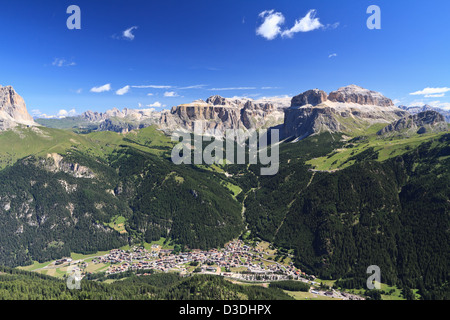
[96,239,300,279]
[23,237,364,300]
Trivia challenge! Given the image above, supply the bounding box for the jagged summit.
[377,110,448,136]
[0,85,37,131]
[291,89,328,107]
[162,95,287,135]
[289,85,394,109]
[282,85,404,140]
[399,104,450,123]
[328,84,394,107]
[205,95,228,106]
[32,84,410,139]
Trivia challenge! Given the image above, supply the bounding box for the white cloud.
[260,95,291,99]
[256,10,285,40]
[76,88,82,94]
[178,84,207,89]
[257,9,330,40]
[147,102,162,108]
[116,85,130,96]
[57,109,77,118]
[324,22,340,30]
[147,93,154,96]
[132,85,172,89]
[34,114,52,119]
[164,91,178,97]
[209,87,257,91]
[52,58,76,67]
[425,93,445,98]
[328,53,337,58]
[428,100,450,110]
[31,109,42,117]
[123,26,138,40]
[35,109,77,119]
[281,10,323,38]
[407,100,450,110]
[408,100,426,107]
[410,87,450,96]
[133,84,206,91]
[90,84,111,93]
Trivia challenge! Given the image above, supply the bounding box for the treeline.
[269,281,310,292]
[0,267,293,300]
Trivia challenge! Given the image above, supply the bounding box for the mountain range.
[0,84,449,299]
[35,85,449,140]
[399,104,450,123]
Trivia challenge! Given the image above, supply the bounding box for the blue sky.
[0,0,449,118]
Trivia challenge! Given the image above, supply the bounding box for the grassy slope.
[0,124,174,170]
[306,127,449,171]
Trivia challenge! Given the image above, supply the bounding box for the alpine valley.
[0,84,449,300]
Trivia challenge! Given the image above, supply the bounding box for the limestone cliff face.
[377,110,448,136]
[281,85,407,140]
[291,89,328,107]
[158,96,288,135]
[76,96,287,135]
[283,106,342,140]
[328,85,394,107]
[0,85,36,131]
[42,153,96,178]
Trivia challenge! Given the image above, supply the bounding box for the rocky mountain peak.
[378,110,448,136]
[281,85,405,140]
[328,85,394,107]
[0,85,36,131]
[291,89,328,107]
[206,95,228,106]
[399,104,450,123]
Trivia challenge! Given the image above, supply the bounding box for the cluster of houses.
[55,257,73,265]
[85,240,367,300]
[91,240,315,282]
[51,239,364,300]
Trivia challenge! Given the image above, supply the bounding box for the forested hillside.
[0,123,448,300]
[0,126,243,267]
[236,132,450,299]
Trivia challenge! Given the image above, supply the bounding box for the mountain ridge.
[34,85,406,139]
[281,85,407,140]
[0,85,37,131]
[399,104,450,123]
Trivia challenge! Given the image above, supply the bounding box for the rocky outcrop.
[206,95,228,106]
[399,105,450,123]
[42,153,96,178]
[158,96,288,135]
[79,108,161,133]
[377,110,448,136]
[283,106,342,140]
[291,89,328,107]
[0,85,37,131]
[62,95,291,135]
[281,85,407,140]
[328,85,394,107]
